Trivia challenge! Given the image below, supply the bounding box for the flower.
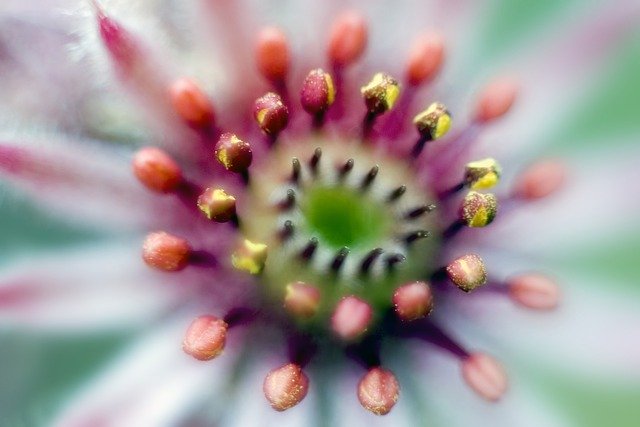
[1,0,639,426]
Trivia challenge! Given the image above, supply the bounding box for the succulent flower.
[1,0,639,426]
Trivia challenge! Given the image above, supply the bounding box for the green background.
[1,0,639,425]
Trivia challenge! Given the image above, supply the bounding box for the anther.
[278,189,296,211]
[360,248,384,274]
[357,367,400,415]
[404,204,436,220]
[412,102,451,156]
[385,253,406,270]
[360,165,379,190]
[254,92,289,136]
[290,158,301,185]
[182,315,228,361]
[300,68,336,119]
[474,77,518,123]
[169,78,215,129]
[231,239,268,275]
[460,191,498,228]
[197,188,237,223]
[513,159,566,200]
[327,11,368,68]
[404,230,431,245]
[132,147,182,194]
[299,237,319,261]
[330,247,350,272]
[387,185,407,202]
[461,353,508,401]
[263,363,310,411]
[215,133,253,177]
[464,158,502,190]
[338,158,355,180]
[142,231,191,272]
[284,282,321,319]
[279,220,295,241]
[308,148,322,176]
[393,281,433,321]
[331,296,373,340]
[406,32,445,86]
[446,254,487,292]
[507,274,560,310]
[255,26,290,83]
[361,73,400,116]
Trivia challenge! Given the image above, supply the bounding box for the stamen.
[338,158,355,180]
[385,253,406,270]
[142,231,191,272]
[254,92,289,137]
[330,246,350,272]
[404,230,431,245]
[255,27,290,83]
[231,239,268,275]
[411,102,451,157]
[461,353,508,401]
[182,315,228,361]
[405,32,445,86]
[474,77,518,123]
[507,274,560,310]
[327,11,368,68]
[169,78,215,129]
[404,204,436,220]
[361,73,400,116]
[215,133,253,178]
[446,254,487,292]
[300,69,336,123]
[360,248,384,274]
[464,158,501,190]
[308,148,322,176]
[360,165,379,190]
[197,188,237,223]
[284,282,321,319]
[393,281,433,321]
[290,158,301,185]
[279,220,295,241]
[278,189,296,211]
[132,147,182,194]
[357,367,400,415]
[513,159,566,200]
[331,296,373,340]
[387,185,407,202]
[299,237,319,261]
[263,363,310,411]
[460,191,498,228]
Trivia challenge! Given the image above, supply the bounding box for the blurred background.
[1,0,639,426]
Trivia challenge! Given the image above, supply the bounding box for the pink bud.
[393,281,433,321]
[96,8,137,68]
[446,254,487,292]
[406,32,445,86]
[255,26,290,82]
[462,353,508,402]
[513,159,566,200]
[507,274,560,310]
[263,363,309,411]
[142,231,191,272]
[474,78,518,123]
[214,133,253,173]
[327,11,368,67]
[169,78,215,128]
[331,296,373,340]
[357,367,400,415]
[300,69,336,115]
[284,282,321,319]
[253,92,289,135]
[132,147,182,193]
[182,315,228,361]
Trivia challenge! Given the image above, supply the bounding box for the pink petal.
[51,314,239,427]
[0,244,186,330]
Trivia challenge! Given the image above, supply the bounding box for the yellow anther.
[413,102,451,140]
[232,239,268,274]
[465,158,501,190]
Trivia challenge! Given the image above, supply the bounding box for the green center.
[301,186,391,249]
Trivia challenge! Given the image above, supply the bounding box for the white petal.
[0,243,185,330]
[51,313,239,427]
